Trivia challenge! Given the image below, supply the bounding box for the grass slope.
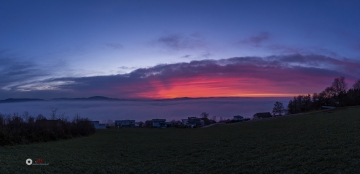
[1,106,360,173]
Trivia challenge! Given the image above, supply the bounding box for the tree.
[345,89,358,106]
[272,101,284,116]
[287,76,360,115]
[200,112,209,119]
[303,94,312,111]
[200,112,211,125]
[353,79,360,90]
[287,100,294,114]
[330,77,348,106]
[36,114,47,121]
[51,108,58,120]
[145,120,152,127]
[211,116,216,122]
[323,86,335,99]
[296,95,304,112]
[311,93,321,109]
[331,77,347,96]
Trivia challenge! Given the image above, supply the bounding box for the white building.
[114,120,135,127]
[181,119,188,125]
[233,115,244,121]
[152,119,166,128]
[90,121,106,129]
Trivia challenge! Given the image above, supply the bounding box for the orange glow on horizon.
[126,75,300,99]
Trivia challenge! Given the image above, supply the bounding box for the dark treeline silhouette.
[0,110,95,146]
[288,77,360,114]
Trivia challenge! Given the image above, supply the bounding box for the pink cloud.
[7,54,360,99]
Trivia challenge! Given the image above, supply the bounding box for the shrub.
[0,112,95,146]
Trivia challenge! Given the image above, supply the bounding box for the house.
[152,119,166,128]
[90,121,106,129]
[114,120,135,128]
[187,117,204,127]
[165,122,173,127]
[181,119,188,125]
[233,115,244,121]
[179,117,205,128]
[253,112,272,120]
[172,120,182,127]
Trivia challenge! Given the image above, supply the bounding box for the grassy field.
[1,106,360,173]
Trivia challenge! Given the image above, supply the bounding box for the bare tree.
[22,111,30,122]
[353,79,360,90]
[51,108,58,120]
[304,94,312,111]
[73,113,81,123]
[36,114,46,121]
[330,77,348,106]
[331,77,347,96]
[323,86,335,99]
[59,113,68,122]
[272,101,284,116]
[200,112,209,119]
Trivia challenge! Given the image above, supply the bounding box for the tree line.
[287,77,360,114]
[0,109,95,146]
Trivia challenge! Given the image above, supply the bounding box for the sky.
[1,0,360,99]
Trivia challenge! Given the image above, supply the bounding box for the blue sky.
[1,0,360,99]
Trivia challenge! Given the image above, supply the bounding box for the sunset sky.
[1,0,360,99]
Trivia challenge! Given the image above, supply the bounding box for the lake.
[0,97,291,122]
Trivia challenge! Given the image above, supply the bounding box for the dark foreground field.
[1,106,360,173]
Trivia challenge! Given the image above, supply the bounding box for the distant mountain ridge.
[52,96,209,101]
[0,96,132,102]
[52,96,121,101]
[0,98,44,103]
[0,96,270,103]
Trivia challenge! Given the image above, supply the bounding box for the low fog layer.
[0,98,291,122]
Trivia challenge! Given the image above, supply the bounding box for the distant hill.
[1,96,264,103]
[0,98,44,103]
[52,96,123,101]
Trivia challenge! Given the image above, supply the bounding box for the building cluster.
[110,117,206,129]
[90,112,278,130]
